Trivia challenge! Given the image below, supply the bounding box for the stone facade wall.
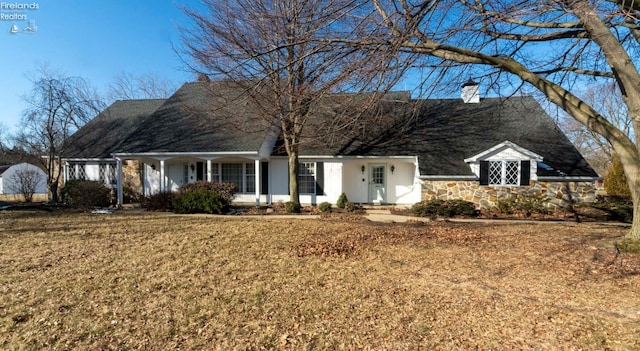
[421,180,598,209]
[122,160,143,198]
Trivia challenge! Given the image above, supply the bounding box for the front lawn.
[0,212,638,349]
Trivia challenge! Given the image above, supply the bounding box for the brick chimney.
[461,78,480,103]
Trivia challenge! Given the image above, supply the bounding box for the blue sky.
[0,0,198,135]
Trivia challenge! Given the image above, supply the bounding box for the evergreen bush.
[173,188,228,214]
[318,202,332,212]
[60,180,112,208]
[337,192,348,209]
[604,155,631,199]
[284,201,301,213]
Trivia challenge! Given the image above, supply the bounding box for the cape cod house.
[62,79,599,209]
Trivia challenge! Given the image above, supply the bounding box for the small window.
[486,160,520,186]
[68,163,76,180]
[108,164,117,184]
[298,162,316,194]
[99,163,107,183]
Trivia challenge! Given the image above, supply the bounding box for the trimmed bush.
[344,201,357,212]
[337,193,348,209]
[60,180,112,208]
[318,202,332,213]
[412,199,478,218]
[144,191,175,212]
[173,188,228,214]
[284,201,301,213]
[179,181,237,203]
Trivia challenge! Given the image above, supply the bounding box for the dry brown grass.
[1,212,639,350]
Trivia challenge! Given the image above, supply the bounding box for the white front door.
[368,164,386,204]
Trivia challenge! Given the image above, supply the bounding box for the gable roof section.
[464,140,544,162]
[113,82,274,154]
[295,96,597,178]
[64,99,165,159]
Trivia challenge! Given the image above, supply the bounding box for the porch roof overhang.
[273,155,418,161]
[62,158,117,162]
[111,151,261,160]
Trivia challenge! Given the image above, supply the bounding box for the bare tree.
[16,64,104,203]
[106,72,177,101]
[0,122,9,152]
[561,82,632,175]
[8,165,44,203]
[348,0,640,239]
[181,0,401,205]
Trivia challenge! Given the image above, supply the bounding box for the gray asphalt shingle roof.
[296,95,597,177]
[66,81,597,178]
[115,82,272,153]
[64,99,166,158]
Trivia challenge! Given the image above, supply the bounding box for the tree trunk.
[288,151,300,205]
[625,173,640,240]
[49,181,58,203]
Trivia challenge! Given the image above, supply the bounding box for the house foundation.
[421,180,598,209]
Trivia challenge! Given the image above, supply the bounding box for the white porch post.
[159,159,166,192]
[255,159,260,206]
[116,158,123,206]
[207,159,212,182]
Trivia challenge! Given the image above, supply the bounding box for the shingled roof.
[296,96,597,177]
[114,82,274,153]
[64,99,166,158]
[67,81,596,178]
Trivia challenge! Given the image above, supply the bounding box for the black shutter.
[520,160,531,186]
[261,162,269,195]
[479,161,489,185]
[315,162,325,195]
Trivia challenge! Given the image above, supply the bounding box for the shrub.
[144,191,175,211]
[494,199,516,215]
[60,180,112,208]
[173,188,228,214]
[179,181,237,203]
[284,201,301,213]
[604,155,631,199]
[412,199,478,218]
[515,192,550,215]
[344,201,357,212]
[592,196,633,223]
[318,202,332,212]
[337,193,348,209]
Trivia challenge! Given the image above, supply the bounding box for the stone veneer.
[421,180,598,209]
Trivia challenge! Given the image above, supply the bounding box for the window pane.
[298,162,315,194]
[222,163,244,192]
[245,163,255,193]
[99,164,106,183]
[78,164,86,180]
[68,163,76,180]
[211,163,220,182]
[108,164,117,184]
[505,161,519,185]
[488,161,502,185]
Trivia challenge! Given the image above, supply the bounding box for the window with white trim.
[298,162,316,194]
[213,163,255,193]
[488,160,520,186]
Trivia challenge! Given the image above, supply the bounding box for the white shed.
[0,163,48,196]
